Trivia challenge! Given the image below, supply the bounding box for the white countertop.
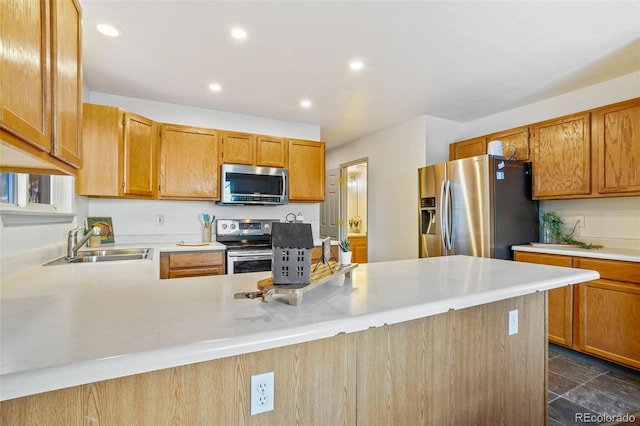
[0,255,598,401]
[512,244,640,262]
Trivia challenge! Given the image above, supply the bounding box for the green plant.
[338,239,351,252]
[540,211,596,249]
[348,216,361,229]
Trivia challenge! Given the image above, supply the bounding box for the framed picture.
[87,217,115,244]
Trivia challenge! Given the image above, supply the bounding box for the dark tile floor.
[548,344,640,426]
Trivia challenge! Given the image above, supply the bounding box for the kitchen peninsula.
[0,254,598,425]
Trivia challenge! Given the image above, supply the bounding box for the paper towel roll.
[487,140,504,156]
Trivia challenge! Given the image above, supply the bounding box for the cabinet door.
[256,135,287,167]
[221,132,255,165]
[159,125,219,200]
[348,236,368,264]
[288,139,325,202]
[532,113,591,199]
[593,98,640,195]
[449,137,486,160]
[514,252,573,347]
[76,103,122,196]
[50,0,82,169]
[487,126,530,161]
[123,112,157,197]
[0,0,52,151]
[574,280,640,369]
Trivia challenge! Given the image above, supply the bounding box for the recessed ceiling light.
[231,27,247,40]
[300,100,312,108]
[349,60,364,71]
[209,83,222,92]
[96,23,122,38]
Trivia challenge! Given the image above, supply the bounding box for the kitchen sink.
[44,248,153,266]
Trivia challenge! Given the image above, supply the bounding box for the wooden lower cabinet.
[515,251,640,369]
[0,293,545,425]
[311,245,338,263]
[514,252,573,346]
[159,251,225,279]
[348,235,367,263]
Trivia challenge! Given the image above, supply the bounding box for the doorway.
[342,159,368,263]
[320,159,368,263]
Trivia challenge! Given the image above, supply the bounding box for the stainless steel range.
[216,219,278,274]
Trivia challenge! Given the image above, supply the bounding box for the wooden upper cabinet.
[221,132,287,167]
[0,0,51,151]
[50,0,82,169]
[256,135,287,167]
[123,112,157,197]
[449,136,486,160]
[77,104,157,199]
[221,131,255,165]
[288,139,325,202]
[532,112,591,199]
[159,124,219,200]
[593,98,640,195]
[486,126,530,161]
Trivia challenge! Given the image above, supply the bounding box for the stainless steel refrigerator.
[418,155,538,260]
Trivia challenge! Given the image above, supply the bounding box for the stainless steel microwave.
[218,164,288,205]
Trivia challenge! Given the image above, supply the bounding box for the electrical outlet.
[576,215,585,228]
[250,371,274,415]
[508,309,518,336]
[155,214,164,226]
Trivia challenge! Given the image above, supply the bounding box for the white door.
[320,167,340,240]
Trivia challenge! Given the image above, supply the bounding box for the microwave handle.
[282,173,287,197]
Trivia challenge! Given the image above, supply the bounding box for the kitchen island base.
[1,292,546,425]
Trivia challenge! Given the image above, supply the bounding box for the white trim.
[0,210,75,227]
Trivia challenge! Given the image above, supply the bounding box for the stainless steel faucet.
[67,226,101,260]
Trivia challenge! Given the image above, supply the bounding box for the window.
[1,172,72,211]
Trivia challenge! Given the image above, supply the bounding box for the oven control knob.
[221,224,227,229]
[230,224,236,229]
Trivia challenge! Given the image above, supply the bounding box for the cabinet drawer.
[573,258,640,284]
[513,251,572,267]
[169,251,224,268]
[169,267,225,279]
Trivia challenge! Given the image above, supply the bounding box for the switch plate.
[155,214,164,226]
[250,371,274,415]
[508,309,518,336]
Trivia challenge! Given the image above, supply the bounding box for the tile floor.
[548,344,640,426]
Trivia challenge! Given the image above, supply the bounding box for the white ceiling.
[80,1,640,149]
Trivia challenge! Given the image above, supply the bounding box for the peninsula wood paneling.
[356,292,546,426]
[0,334,357,425]
[0,294,546,425]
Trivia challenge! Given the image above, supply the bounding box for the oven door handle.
[228,254,272,262]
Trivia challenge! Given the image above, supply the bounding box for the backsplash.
[540,196,640,249]
[84,198,321,244]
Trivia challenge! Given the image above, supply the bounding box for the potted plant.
[540,211,596,249]
[348,216,361,233]
[338,239,352,265]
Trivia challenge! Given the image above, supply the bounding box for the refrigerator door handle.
[440,180,447,251]
[446,179,454,250]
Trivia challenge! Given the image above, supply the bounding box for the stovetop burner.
[215,219,279,248]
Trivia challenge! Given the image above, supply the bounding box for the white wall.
[326,116,428,262]
[85,198,320,244]
[89,92,320,140]
[83,92,323,243]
